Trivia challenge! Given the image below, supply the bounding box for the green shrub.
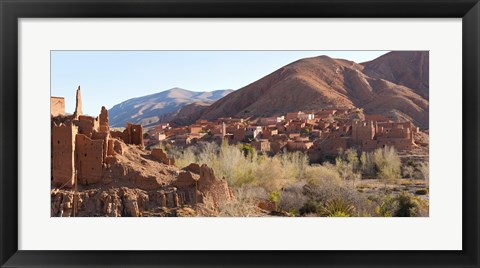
[289,209,300,217]
[415,189,428,195]
[299,200,320,215]
[376,194,396,217]
[395,191,421,217]
[268,191,280,209]
[321,199,356,217]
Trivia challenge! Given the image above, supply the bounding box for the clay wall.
[285,112,300,121]
[111,123,144,146]
[233,128,246,142]
[126,123,143,146]
[365,114,391,122]
[76,115,96,137]
[251,140,271,152]
[50,97,65,117]
[261,128,278,139]
[99,106,109,133]
[107,139,115,156]
[211,126,223,135]
[73,87,83,119]
[110,130,128,142]
[151,148,175,165]
[270,140,288,154]
[189,125,203,134]
[362,138,413,151]
[92,131,109,163]
[286,140,313,152]
[52,124,78,187]
[352,121,375,143]
[380,127,409,139]
[76,134,104,185]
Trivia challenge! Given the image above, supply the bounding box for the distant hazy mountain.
[108,87,233,127]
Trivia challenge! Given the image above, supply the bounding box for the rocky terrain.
[179,51,429,129]
[51,143,234,217]
[108,88,233,128]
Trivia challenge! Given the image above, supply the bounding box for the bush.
[418,161,429,187]
[299,200,320,215]
[254,157,289,192]
[375,194,397,217]
[268,191,280,209]
[374,192,427,217]
[321,199,356,217]
[278,182,308,212]
[395,191,421,217]
[215,187,261,217]
[415,189,428,195]
[360,151,376,177]
[373,146,401,188]
[335,149,361,186]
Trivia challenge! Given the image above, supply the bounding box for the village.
[50,87,429,217]
[51,88,234,217]
[143,108,427,162]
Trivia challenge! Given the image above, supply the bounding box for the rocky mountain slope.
[169,101,213,126]
[193,51,429,128]
[361,51,429,99]
[108,88,233,127]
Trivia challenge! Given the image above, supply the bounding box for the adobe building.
[51,87,144,188]
[251,139,271,153]
[351,120,417,151]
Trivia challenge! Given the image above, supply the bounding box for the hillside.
[361,51,429,99]
[170,102,213,126]
[195,52,429,128]
[108,88,233,127]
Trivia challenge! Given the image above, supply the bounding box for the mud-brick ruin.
[51,87,232,217]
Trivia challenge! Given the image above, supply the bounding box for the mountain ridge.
[195,52,429,128]
[108,88,233,127]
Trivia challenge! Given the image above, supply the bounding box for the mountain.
[361,51,429,99]
[169,102,213,126]
[194,52,429,128]
[108,88,233,127]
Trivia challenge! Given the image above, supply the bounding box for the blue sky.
[51,51,388,116]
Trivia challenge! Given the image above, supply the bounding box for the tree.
[335,148,361,186]
[402,165,415,188]
[418,161,429,187]
[345,148,360,173]
[360,151,375,177]
[373,146,401,191]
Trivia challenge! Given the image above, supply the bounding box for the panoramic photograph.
[51,51,429,217]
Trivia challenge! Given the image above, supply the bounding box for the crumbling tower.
[99,106,109,133]
[73,86,83,119]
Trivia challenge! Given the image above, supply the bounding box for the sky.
[51,51,388,116]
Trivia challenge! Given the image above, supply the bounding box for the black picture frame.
[1,0,479,267]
